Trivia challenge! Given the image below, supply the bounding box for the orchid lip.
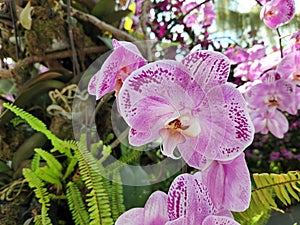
[164,112,201,138]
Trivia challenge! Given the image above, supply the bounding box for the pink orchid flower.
[250,108,288,138]
[260,0,295,29]
[116,173,241,225]
[118,50,254,169]
[245,70,297,115]
[289,30,300,50]
[277,51,300,86]
[224,45,249,65]
[88,39,147,100]
[182,1,216,29]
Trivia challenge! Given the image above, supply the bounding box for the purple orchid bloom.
[118,50,254,169]
[247,44,266,61]
[88,39,147,100]
[182,1,216,29]
[260,0,295,29]
[116,173,241,225]
[202,1,216,28]
[250,108,289,138]
[224,45,249,65]
[277,51,300,85]
[167,173,240,225]
[289,30,300,50]
[245,70,297,115]
[201,153,251,212]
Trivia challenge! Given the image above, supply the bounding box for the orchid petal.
[159,128,185,159]
[198,84,254,160]
[144,191,169,225]
[202,153,251,212]
[87,74,97,95]
[260,0,295,29]
[182,50,230,91]
[203,215,240,225]
[115,208,144,225]
[89,40,147,100]
[178,141,213,170]
[127,96,177,146]
[165,217,185,225]
[167,173,216,224]
[268,110,289,138]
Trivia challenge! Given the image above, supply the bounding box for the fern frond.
[63,156,78,180]
[35,148,63,178]
[35,166,63,190]
[32,153,41,172]
[66,182,89,225]
[234,171,300,225]
[23,168,52,225]
[3,103,48,132]
[109,171,125,221]
[3,103,72,157]
[76,141,114,225]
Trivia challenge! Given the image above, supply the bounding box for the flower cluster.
[88,39,254,224]
[225,0,299,139]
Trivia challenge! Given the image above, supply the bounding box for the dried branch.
[65,4,137,42]
[16,46,108,65]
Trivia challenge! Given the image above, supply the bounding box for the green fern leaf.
[76,141,114,225]
[35,166,63,190]
[3,103,73,158]
[23,168,52,225]
[34,148,63,178]
[63,156,78,180]
[109,171,125,221]
[234,171,300,225]
[66,182,89,225]
[32,153,41,172]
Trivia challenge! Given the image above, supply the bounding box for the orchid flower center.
[293,71,300,81]
[115,66,131,95]
[265,7,278,20]
[266,96,279,107]
[165,111,201,138]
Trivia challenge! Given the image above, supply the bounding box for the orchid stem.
[255,0,263,6]
[276,28,283,58]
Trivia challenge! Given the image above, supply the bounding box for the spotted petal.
[119,60,204,146]
[196,84,254,160]
[260,0,295,29]
[88,40,147,100]
[203,215,240,225]
[167,173,216,224]
[181,50,231,92]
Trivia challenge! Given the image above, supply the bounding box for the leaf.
[66,182,90,225]
[20,1,33,30]
[34,148,63,179]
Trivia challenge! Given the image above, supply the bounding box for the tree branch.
[17,46,108,65]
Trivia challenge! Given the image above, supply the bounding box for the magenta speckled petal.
[198,84,254,160]
[88,39,147,100]
[203,215,241,225]
[181,50,230,91]
[167,173,216,223]
[260,0,295,29]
